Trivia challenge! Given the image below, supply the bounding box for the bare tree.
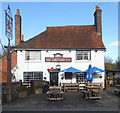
[104,56,113,63]
[0,39,7,59]
[115,57,120,71]
[104,56,116,70]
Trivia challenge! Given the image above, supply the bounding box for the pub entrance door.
[50,72,58,86]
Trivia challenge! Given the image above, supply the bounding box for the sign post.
[5,5,13,102]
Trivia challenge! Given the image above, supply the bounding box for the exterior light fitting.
[56,64,61,70]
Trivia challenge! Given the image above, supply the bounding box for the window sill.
[65,79,72,80]
[75,60,92,62]
[25,60,42,63]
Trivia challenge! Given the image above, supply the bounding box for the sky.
[0,1,119,63]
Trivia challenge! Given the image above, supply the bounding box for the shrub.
[48,84,51,88]
[18,85,27,92]
[117,80,120,85]
[35,83,43,89]
[42,84,49,93]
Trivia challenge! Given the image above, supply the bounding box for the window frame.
[76,73,86,83]
[23,72,43,82]
[76,50,91,60]
[65,72,72,80]
[25,50,41,60]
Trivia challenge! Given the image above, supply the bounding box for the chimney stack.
[15,9,21,46]
[94,6,102,38]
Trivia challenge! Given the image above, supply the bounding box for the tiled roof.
[16,25,105,49]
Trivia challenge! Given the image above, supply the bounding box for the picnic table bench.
[81,90,90,99]
[78,82,87,90]
[114,85,120,96]
[49,86,61,91]
[82,85,103,99]
[114,89,120,95]
[87,82,103,86]
[63,83,79,92]
[46,91,64,101]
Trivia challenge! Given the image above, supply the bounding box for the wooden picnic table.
[63,83,79,92]
[83,86,102,99]
[114,85,120,96]
[84,85,101,90]
[115,85,120,88]
[46,90,64,101]
[49,86,61,91]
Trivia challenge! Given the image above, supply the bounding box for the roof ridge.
[47,25,94,28]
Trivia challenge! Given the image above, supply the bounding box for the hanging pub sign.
[45,53,72,62]
[5,5,13,39]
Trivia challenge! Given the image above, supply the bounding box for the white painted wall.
[14,49,105,88]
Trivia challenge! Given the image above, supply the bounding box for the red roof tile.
[16,25,105,49]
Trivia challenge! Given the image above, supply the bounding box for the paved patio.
[2,87,120,112]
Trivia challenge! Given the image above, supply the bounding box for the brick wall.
[2,82,21,103]
[0,51,17,82]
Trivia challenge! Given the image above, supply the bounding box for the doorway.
[50,72,58,86]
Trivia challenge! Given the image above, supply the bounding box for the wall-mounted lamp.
[44,77,47,80]
[61,77,64,80]
[14,49,17,52]
[95,50,97,52]
[56,64,61,70]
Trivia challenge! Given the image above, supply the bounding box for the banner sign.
[45,53,72,62]
[5,10,13,37]
[45,57,71,62]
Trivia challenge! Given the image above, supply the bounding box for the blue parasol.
[85,65,105,83]
[118,73,120,80]
[60,67,82,73]
[85,66,106,73]
[85,64,93,83]
[92,67,106,73]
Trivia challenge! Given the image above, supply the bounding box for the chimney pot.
[22,35,24,41]
[17,9,20,15]
[96,6,99,10]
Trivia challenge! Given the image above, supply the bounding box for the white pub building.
[14,6,106,88]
